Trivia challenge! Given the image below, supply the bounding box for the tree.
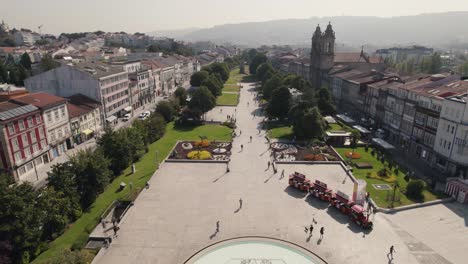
[266,86,291,120]
[249,53,267,75]
[19,53,32,70]
[317,86,336,115]
[143,113,166,143]
[262,74,283,100]
[255,62,274,83]
[71,149,111,208]
[201,74,223,96]
[204,63,229,82]
[16,65,29,86]
[174,86,188,106]
[350,129,361,151]
[246,49,258,62]
[188,86,216,116]
[47,163,81,214]
[458,61,468,76]
[156,100,176,122]
[46,249,94,264]
[40,54,60,72]
[190,71,209,87]
[406,179,425,200]
[0,64,7,83]
[292,107,324,139]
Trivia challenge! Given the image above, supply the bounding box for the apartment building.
[12,93,72,160]
[66,94,102,144]
[24,61,130,123]
[0,102,49,181]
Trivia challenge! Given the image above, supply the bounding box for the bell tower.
[309,24,322,88]
[309,22,335,88]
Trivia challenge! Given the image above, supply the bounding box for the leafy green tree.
[266,86,291,120]
[317,86,336,115]
[188,86,216,116]
[255,63,274,83]
[19,53,32,70]
[190,71,209,86]
[292,106,324,139]
[143,113,166,143]
[350,129,361,151]
[174,86,188,106]
[156,100,176,122]
[46,248,94,264]
[40,54,60,72]
[246,49,258,62]
[71,149,111,208]
[201,74,223,96]
[249,53,267,75]
[262,74,283,100]
[204,63,229,82]
[458,61,468,76]
[125,126,147,162]
[16,65,29,86]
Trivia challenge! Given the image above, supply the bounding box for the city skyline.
[1,0,468,34]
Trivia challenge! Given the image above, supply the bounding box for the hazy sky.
[1,0,467,34]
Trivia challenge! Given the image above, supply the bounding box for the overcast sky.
[1,0,467,34]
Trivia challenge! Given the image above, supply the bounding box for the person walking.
[281,169,285,178]
[241,144,244,151]
[113,225,119,237]
[239,130,242,135]
[319,227,324,239]
[250,136,252,142]
[304,226,308,233]
[309,224,314,235]
[239,198,243,208]
[216,221,220,232]
[267,161,271,169]
[388,245,395,259]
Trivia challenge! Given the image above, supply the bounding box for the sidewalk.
[20,97,164,189]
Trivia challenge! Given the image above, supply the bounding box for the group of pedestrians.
[304,223,324,239]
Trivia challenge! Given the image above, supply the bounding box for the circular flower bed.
[212,148,227,154]
[187,150,212,160]
[345,152,361,159]
[279,145,298,154]
[181,142,193,150]
[194,140,210,147]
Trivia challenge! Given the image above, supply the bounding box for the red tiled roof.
[0,101,25,112]
[334,52,382,64]
[66,94,100,119]
[11,92,67,109]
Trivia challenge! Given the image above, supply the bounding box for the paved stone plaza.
[94,82,467,264]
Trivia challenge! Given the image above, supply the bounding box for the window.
[32,144,39,153]
[451,126,455,134]
[39,128,44,139]
[40,139,46,149]
[61,106,66,117]
[12,138,19,151]
[448,142,451,150]
[54,109,59,120]
[14,151,22,161]
[64,126,69,135]
[36,115,41,123]
[447,125,450,132]
[8,123,15,134]
[30,132,36,143]
[22,134,28,146]
[24,148,31,158]
[18,120,25,131]
[47,112,52,122]
[51,130,56,141]
[27,117,33,127]
[57,128,63,138]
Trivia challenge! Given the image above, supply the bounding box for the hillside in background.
[149,12,468,48]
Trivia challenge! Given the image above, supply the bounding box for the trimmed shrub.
[406,179,425,200]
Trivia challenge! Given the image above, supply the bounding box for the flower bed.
[187,150,211,160]
[271,143,340,162]
[345,152,362,159]
[170,141,232,161]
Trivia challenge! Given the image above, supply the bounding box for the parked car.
[122,113,131,122]
[138,111,151,120]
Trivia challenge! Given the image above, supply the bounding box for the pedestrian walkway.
[94,81,439,264]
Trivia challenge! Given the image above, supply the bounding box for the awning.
[324,116,337,124]
[353,125,371,134]
[106,115,117,122]
[372,138,395,149]
[82,129,94,136]
[123,106,132,112]
[336,114,355,124]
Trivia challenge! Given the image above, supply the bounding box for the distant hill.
[149,12,468,48]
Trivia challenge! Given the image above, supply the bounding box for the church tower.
[309,22,335,88]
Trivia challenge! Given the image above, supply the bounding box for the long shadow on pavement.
[325,206,350,225]
[284,186,308,199]
[305,195,330,210]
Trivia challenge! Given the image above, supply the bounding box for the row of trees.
[147,41,194,56]
[385,53,443,75]
[0,53,60,86]
[249,50,336,140]
[0,106,169,264]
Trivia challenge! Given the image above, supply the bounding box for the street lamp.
[155,150,159,167]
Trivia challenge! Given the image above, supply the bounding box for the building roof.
[74,61,126,79]
[66,94,101,119]
[11,92,67,109]
[0,102,38,121]
[334,52,382,64]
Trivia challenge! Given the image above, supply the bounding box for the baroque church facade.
[309,23,336,89]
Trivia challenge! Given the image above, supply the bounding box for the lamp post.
[155,150,159,167]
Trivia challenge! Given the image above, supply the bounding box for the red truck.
[310,180,333,202]
[288,172,311,192]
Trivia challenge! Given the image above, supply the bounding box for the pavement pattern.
[94,82,467,264]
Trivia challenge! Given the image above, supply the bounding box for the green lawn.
[334,147,444,208]
[268,126,293,140]
[216,92,239,106]
[226,68,248,85]
[326,123,348,131]
[33,123,232,263]
[223,84,240,92]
